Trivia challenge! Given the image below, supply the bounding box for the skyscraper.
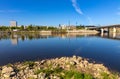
[10,21,17,27]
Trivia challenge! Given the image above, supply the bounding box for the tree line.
[0,25,93,31]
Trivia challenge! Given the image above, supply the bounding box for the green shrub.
[63,70,94,79]
[101,72,118,79]
[24,61,35,68]
[35,69,94,79]
[84,74,94,79]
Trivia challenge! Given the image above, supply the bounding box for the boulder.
[2,66,14,74]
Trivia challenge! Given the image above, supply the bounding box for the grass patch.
[101,72,118,79]
[35,68,94,79]
[34,67,63,76]
[28,77,36,79]
[23,61,35,68]
[7,63,13,67]
[63,70,94,79]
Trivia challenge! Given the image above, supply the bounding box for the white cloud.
[71,0,94,25]
[71,0,83,15]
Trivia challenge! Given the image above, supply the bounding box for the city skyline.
[0,0,120,26]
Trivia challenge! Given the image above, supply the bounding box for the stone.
[30,75,37,79]
[0,56,118,78]
[70,61,76,65]
[2,67,14,74]
[73,55,77,59]
[41,60,46,65]
[1,67,16,78]
[38,73,46,79]
[35,61,39,64]
[10,72,16,77]
[3,72,15,78]
[53,76,60,79]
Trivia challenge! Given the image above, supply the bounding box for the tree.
[20,25,24,30]
[27,25,33,31]
[76,25,85,29]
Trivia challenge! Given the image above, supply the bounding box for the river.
[0,33,120,72]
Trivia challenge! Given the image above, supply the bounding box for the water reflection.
[0,33,98,44]
[10,34,18,45]
[1,33,120,43]
[100,33,120,40]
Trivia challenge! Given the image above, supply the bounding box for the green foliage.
[63,70,94,79]
[24,61,35,68]
[27,25,33,31]
[76,25,85,29]
[34,67,63,76]
[84,74,94,79]
[0,26,10,31]
[101,72,118,79]
[64,70,74,79]
[0,25,97,32]
[48,26,57,30]
[7,63,13,67]
[28,77,36,79]
[35,68,94,79]
[20,25,24,30]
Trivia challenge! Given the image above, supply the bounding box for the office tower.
[10,21,17,27]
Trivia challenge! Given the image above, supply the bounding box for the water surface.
[0,33,120,72]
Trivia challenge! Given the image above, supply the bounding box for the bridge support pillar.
[100,28,104,37]
[101,28,104,33]
[113,27,116,33]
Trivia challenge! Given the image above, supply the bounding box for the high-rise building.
[10,21,17,27]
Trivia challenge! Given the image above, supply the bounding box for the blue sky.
[0,0,120,26]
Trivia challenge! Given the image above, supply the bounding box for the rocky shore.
[0,56,119,79]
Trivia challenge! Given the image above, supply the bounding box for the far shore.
[0,30,99,34]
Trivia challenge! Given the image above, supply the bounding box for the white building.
[10,21,17,27]
[59,24,67,29]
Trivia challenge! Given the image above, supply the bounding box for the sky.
[0,0,120,26]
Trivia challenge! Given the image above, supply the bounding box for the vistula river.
[0,33,120,72]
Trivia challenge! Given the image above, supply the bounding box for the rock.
[0,56,119,78]
[41,60,46,65]
[70,61,76,65]
[3,73,10,78]
[3,71,16,78]
[18,70,24,76]
[19,65,28,70]
[2,66,14,74]
[38,72,46,79]
[35,61,39,64]
[30,75,37,79]
[73,55,77,59]
[10,72,16,77]
[1,66,16,78]
[53,75,60,79]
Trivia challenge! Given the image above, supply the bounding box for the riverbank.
[0,29,99,34]
[0,56,119,79]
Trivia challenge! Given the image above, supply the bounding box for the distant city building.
[59,24,76,30]
[85,26,96,30]
[59,24,67,29]
[10,21,17,27]
[67,26,76,30]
